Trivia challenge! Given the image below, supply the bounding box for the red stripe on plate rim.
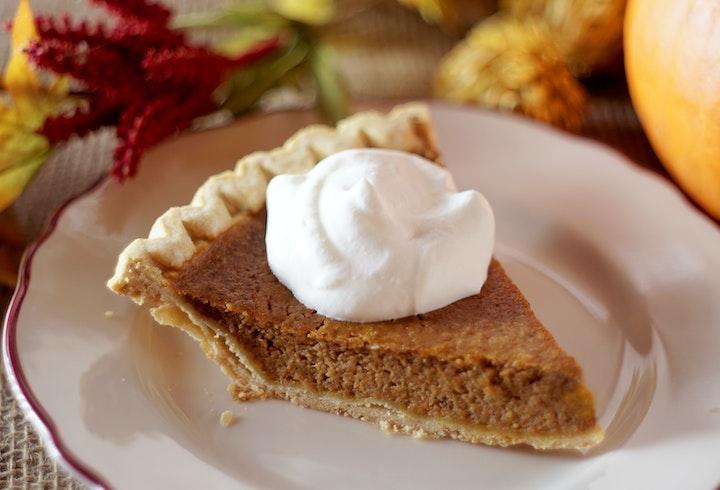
[2,176,113,490]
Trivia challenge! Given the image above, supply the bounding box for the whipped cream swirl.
[265,148,495,322]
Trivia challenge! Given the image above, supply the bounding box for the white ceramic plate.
[4,103,720,490]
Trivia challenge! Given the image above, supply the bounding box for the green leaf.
[0,113,50,171]
[270,0,335,25]
[310,43,348,123]
[217,34,313,115]
[0,147,49,213]
[215,26,281,57]
[172,4,288,31]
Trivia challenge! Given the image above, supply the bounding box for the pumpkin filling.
[169,211,597,436]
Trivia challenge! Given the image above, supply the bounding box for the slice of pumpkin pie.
[108,103,603,450]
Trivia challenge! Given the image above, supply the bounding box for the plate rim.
[3,103,719,490]
[2,175,111,490]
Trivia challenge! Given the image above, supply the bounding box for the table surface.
[0,1,691,488]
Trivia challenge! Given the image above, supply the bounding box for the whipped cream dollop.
[265,148,495,322]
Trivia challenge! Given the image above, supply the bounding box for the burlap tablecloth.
[0,1,665,488]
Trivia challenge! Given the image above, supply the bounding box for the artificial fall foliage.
[27,0,279,181]
[1,0,626,197]
[0,0,72,287]
[0,0,348,286]
[173,1,348,124]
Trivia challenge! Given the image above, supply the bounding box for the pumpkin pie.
[108,103,603,449]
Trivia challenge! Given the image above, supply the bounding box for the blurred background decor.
[0,0,717,487]
[0,0,632,245]
[0,0,638,254]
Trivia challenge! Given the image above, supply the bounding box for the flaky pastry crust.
[108,103,438,298]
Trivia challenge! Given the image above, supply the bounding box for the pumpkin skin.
[625,0,720,220]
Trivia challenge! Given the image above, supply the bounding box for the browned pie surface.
[169,211,598,435]
[172,212,578,374]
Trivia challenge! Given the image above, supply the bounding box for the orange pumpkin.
[625,0,720,220]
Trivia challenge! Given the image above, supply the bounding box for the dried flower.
[434,15,587,131]
[500,0,626,76]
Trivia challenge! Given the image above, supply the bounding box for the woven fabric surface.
[0,1,664,488]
